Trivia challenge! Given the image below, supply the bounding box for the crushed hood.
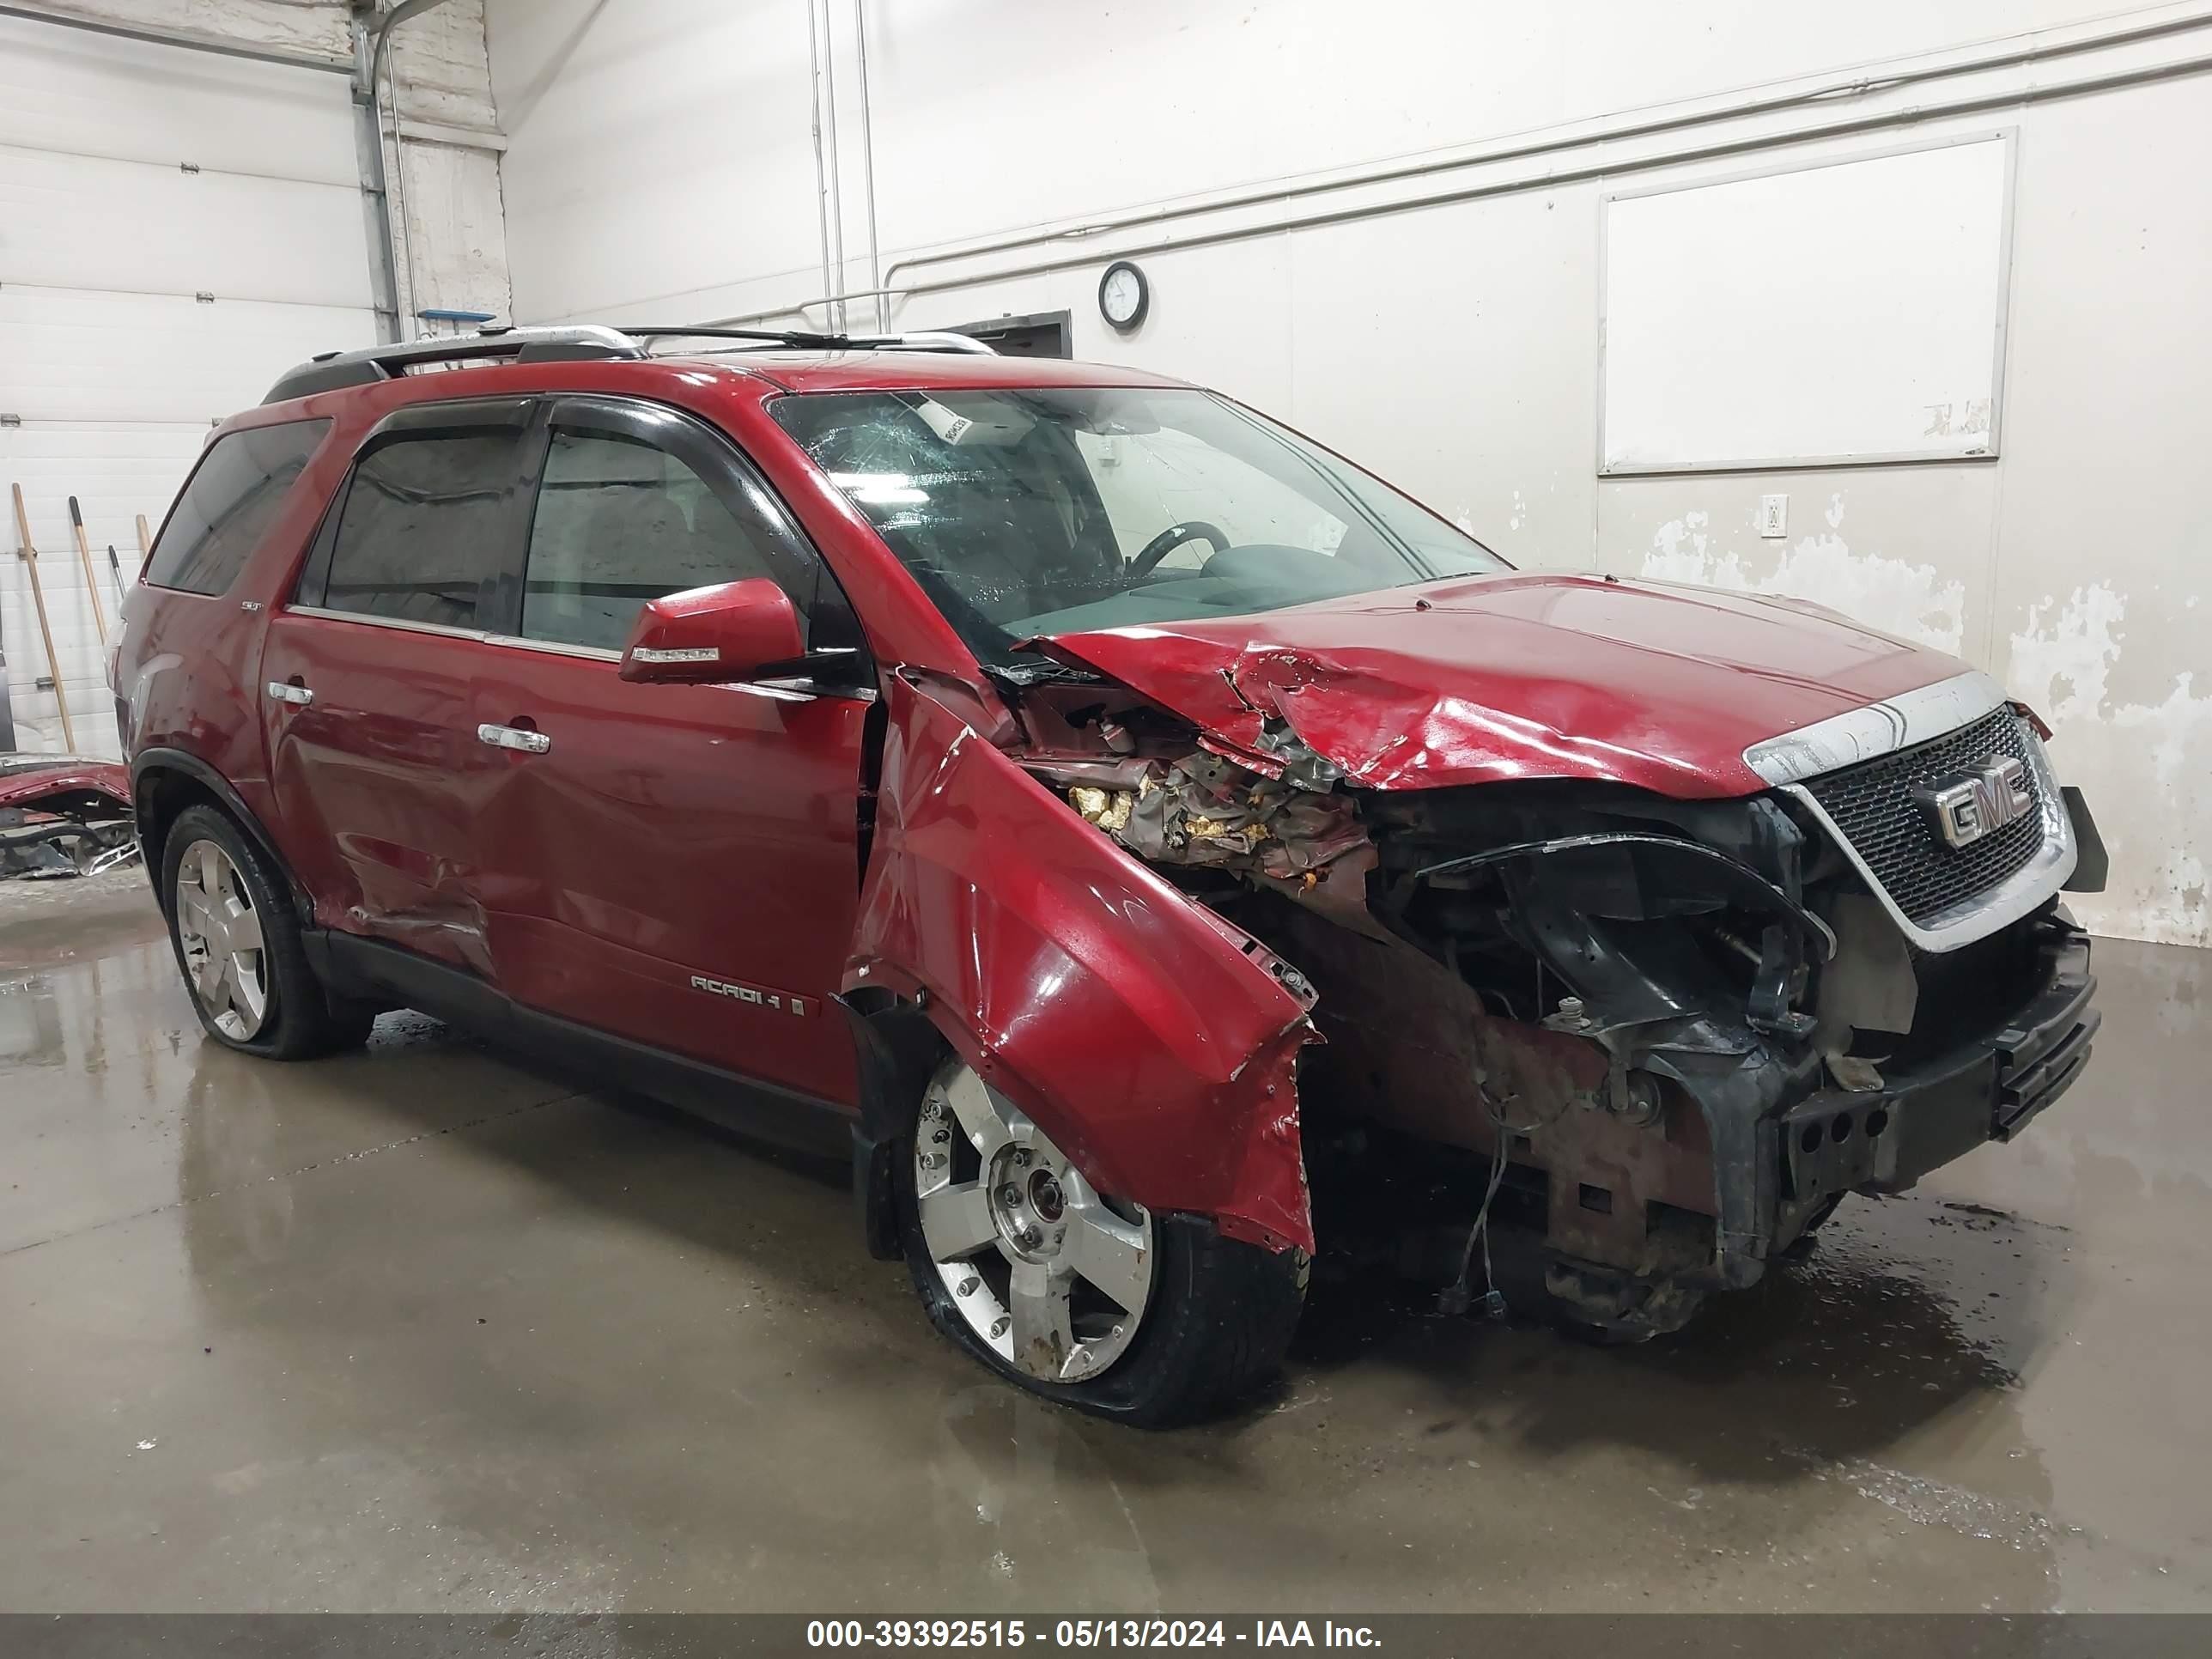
[1032,572,1968,798]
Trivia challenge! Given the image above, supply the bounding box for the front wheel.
[895,1056,1306,1427]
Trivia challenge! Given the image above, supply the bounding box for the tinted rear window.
[323,432,523,629]
[145,420,329,596]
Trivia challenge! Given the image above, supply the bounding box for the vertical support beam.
[349,9,403,344]
[853,0,885,333]
[817,1,847,333]
[805,1,837,327]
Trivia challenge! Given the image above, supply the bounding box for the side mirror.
[617,578,804,684]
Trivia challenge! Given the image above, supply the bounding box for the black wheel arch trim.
[837,989,950,1261]
[130,748,313,918]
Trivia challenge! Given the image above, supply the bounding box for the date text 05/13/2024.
[805,1619,1382,1649]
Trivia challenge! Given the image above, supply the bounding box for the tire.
[1553,1312,1660,1348]
[1778,1194,1847,1264]
[160,804,377,1060]
[893,1054,1306,1428]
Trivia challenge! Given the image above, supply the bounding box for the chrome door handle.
[477,722,551,754]
[265,681,313,707]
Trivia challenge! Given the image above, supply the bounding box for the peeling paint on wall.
[2007,585,2210,948]
[2008,584,2126,722]
[1639,509,1968,654]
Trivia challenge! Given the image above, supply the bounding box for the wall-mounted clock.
[1098,261,1150,332]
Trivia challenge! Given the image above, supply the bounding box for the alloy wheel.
[172,838,270,1041]
[915,1061,1155,1383]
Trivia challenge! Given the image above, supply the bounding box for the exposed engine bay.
[1009,672,2101,1340]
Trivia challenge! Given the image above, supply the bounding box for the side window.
[322,431,523,629]
[519,427,793,652]
[145,419,330,596]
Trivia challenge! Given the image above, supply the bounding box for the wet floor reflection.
[1291,1188,2044,1471]
[3,896,2208,1610]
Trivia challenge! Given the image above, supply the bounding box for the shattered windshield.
[769,386,1507,665]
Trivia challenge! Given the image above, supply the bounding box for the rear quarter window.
[320,430,523,629]
[145,420,331,596]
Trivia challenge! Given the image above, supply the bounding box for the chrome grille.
[1801,706,2047,926]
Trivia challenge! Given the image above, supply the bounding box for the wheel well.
[132,765,308,918]
[133,769,217,899]
[839,993,950,1261]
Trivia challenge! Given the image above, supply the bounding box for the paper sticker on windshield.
[915,395,1035,447]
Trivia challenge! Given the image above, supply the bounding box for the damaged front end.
[843,672,1321,1257]
[1334,781,2084,1337]
[1065,750,1375,921]
[991,662,2100,1342]
[0,758,137,880]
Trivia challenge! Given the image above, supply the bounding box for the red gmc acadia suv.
[114,325,2105,1425]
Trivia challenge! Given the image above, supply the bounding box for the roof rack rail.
[617,325,999,356]
[261,325,643,404]
[261,321,1000,405]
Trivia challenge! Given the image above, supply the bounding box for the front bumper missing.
[1547,916,2096,1338]
[1778,923,2098,1210]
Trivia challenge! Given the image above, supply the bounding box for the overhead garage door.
[0,13,376,757]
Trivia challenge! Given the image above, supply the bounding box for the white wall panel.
[1286,189,1599,574]
[489,0,818,323]
[1986,76,2212,947]
[0,288,376,423]
[854,0,1564,258]
[490,0,2142,325]
[0,145,370,307]
[0,13,356,185]
[0,7,379,757]
[927,239,1299,415]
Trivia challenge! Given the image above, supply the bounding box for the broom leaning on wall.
[9,482,76,753]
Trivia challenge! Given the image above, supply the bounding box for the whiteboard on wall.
[1600,134,2014,474]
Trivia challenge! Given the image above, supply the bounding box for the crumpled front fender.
[846,672,1318,1253]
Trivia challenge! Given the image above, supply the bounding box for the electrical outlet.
[1759,494,1788,538]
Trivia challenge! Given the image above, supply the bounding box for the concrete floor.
[2,868,2207,1614]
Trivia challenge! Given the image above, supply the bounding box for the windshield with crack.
[770,386,1507,665]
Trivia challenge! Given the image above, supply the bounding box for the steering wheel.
[1127,520,1231,578]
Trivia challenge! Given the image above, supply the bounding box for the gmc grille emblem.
[1916,755,2033,849]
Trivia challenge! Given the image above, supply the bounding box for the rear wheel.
[895,1055,1306,1426]
[161,805,376,1060]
